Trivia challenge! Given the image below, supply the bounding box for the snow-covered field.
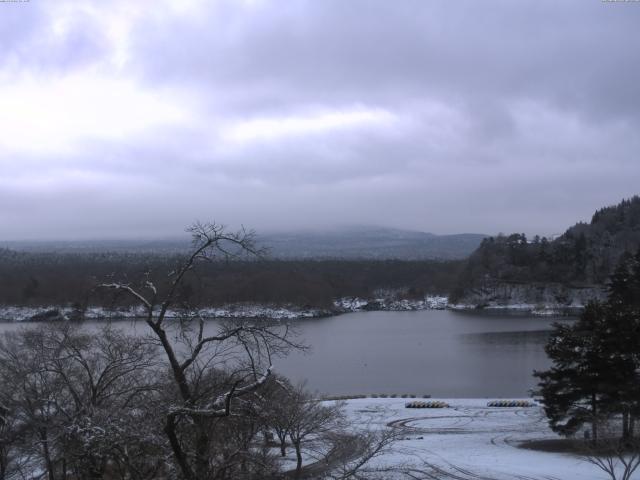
[340,398,608,480]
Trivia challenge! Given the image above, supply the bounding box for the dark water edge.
[0,310,573,398]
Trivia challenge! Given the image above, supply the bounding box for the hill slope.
[451,196,640,308]
[258,227,486,260]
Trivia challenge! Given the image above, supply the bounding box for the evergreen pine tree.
[603,250,640,439]
[536,249,640,443]
[535,302,613,442]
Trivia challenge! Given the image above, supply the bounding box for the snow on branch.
[99,283,152,310]
[179,326,245,373]
[170,365,273,418]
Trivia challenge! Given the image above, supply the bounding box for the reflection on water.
[0,310,573,398]
[459,329,553,346]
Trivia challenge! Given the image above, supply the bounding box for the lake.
[280,310,570,397]
[0,309,570,398]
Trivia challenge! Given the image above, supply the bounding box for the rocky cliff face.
[450,281,606,311]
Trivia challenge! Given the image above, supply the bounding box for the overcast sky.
[1,0,639,240]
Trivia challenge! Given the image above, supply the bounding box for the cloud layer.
[1,0,639,240]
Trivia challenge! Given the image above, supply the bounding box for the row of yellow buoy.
[487,400,535,407]
[405,401,450,408]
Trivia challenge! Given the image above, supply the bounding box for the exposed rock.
[450,281,606,312]
[333,295,448,312]
[28,308,67,322]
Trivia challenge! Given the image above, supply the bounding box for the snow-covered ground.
[339,397,608,480]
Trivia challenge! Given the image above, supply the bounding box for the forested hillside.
[0,249,461,310]
[451,196,640,304]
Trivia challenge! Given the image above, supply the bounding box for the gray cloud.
[129,1,640,121]
[1,2,108,73]
[0,0,639,240]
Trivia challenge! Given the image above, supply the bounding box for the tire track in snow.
[388,404,560,480]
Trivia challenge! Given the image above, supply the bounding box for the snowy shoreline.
[0,295,582,322]
[0,296,448,322]
[447,302,583,316]
[0,304,331,323]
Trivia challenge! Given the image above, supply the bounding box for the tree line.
[0,248,462,311]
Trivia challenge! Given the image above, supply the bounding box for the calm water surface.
[280,310,571,397]
[0,310,571,398]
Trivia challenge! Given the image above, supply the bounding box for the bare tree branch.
[99,283,153,312]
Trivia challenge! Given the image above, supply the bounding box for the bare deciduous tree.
[584,437,640,480]
[99,222,301,480]
[323,428,404,480]
[286,387,344,478]
[0,324,162,480]
[259,374,296,458]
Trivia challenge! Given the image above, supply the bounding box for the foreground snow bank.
[339,397,608,480]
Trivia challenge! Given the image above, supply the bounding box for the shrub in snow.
[405,400,449,408]
[487,400,535,407]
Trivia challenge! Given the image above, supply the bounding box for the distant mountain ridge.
[257,227,486,260]
[3,227,487,260]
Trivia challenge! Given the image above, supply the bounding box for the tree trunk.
[164,414,196,480]
[195,427,210,480]
[0,446,7,480]
[86,462,105,480]
[623,409,630,440]
[591,393,598,445]
[40,429,56,480]
[148,323,192,402]
[292,437,303,478]
[630,415,636,439]
[276,430,287,456]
